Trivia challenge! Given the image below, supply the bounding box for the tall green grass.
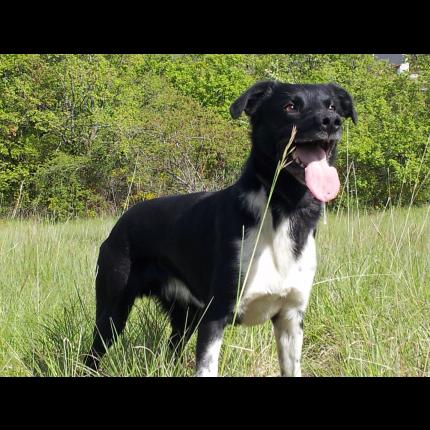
[1,201,429,376]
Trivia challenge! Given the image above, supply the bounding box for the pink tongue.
[295,146,340,202]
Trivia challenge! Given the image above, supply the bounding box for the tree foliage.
[0,54,429,218]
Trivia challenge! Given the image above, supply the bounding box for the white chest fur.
[235,188,317,326]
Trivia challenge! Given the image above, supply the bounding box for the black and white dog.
[85,80,357,376]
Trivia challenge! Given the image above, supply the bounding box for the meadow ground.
[0,205,429,377]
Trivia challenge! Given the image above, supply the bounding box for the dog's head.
[230,80,357,203]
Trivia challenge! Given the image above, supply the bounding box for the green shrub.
[140,54,255,119]
[0,54,429,216]
[32,153,107,219]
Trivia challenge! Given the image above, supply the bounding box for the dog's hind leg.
[84,241,135,371]
[167,304,201,358]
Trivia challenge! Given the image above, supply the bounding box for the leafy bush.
[0,55,250,218]
[140,54,254,119]
[32,153,106,219]
[0,54,429,218]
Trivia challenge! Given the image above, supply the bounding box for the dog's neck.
[238,144,322,214]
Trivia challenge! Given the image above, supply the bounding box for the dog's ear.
[230,80,278,119]
[329,83,358,124]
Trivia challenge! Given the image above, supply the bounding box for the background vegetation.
[1,54,429,219]
[1,206,428,376]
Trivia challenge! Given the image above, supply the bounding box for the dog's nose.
[317,113,341,135]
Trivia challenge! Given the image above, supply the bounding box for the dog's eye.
[328,104,336,111]
[284,103,296,113]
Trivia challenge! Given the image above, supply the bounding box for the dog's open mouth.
[287,140,340,203]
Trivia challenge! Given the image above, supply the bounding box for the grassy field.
[0,205,429,377]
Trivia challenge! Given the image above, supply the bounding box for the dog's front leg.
[195,319,225,377]
[272,308,305,377]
